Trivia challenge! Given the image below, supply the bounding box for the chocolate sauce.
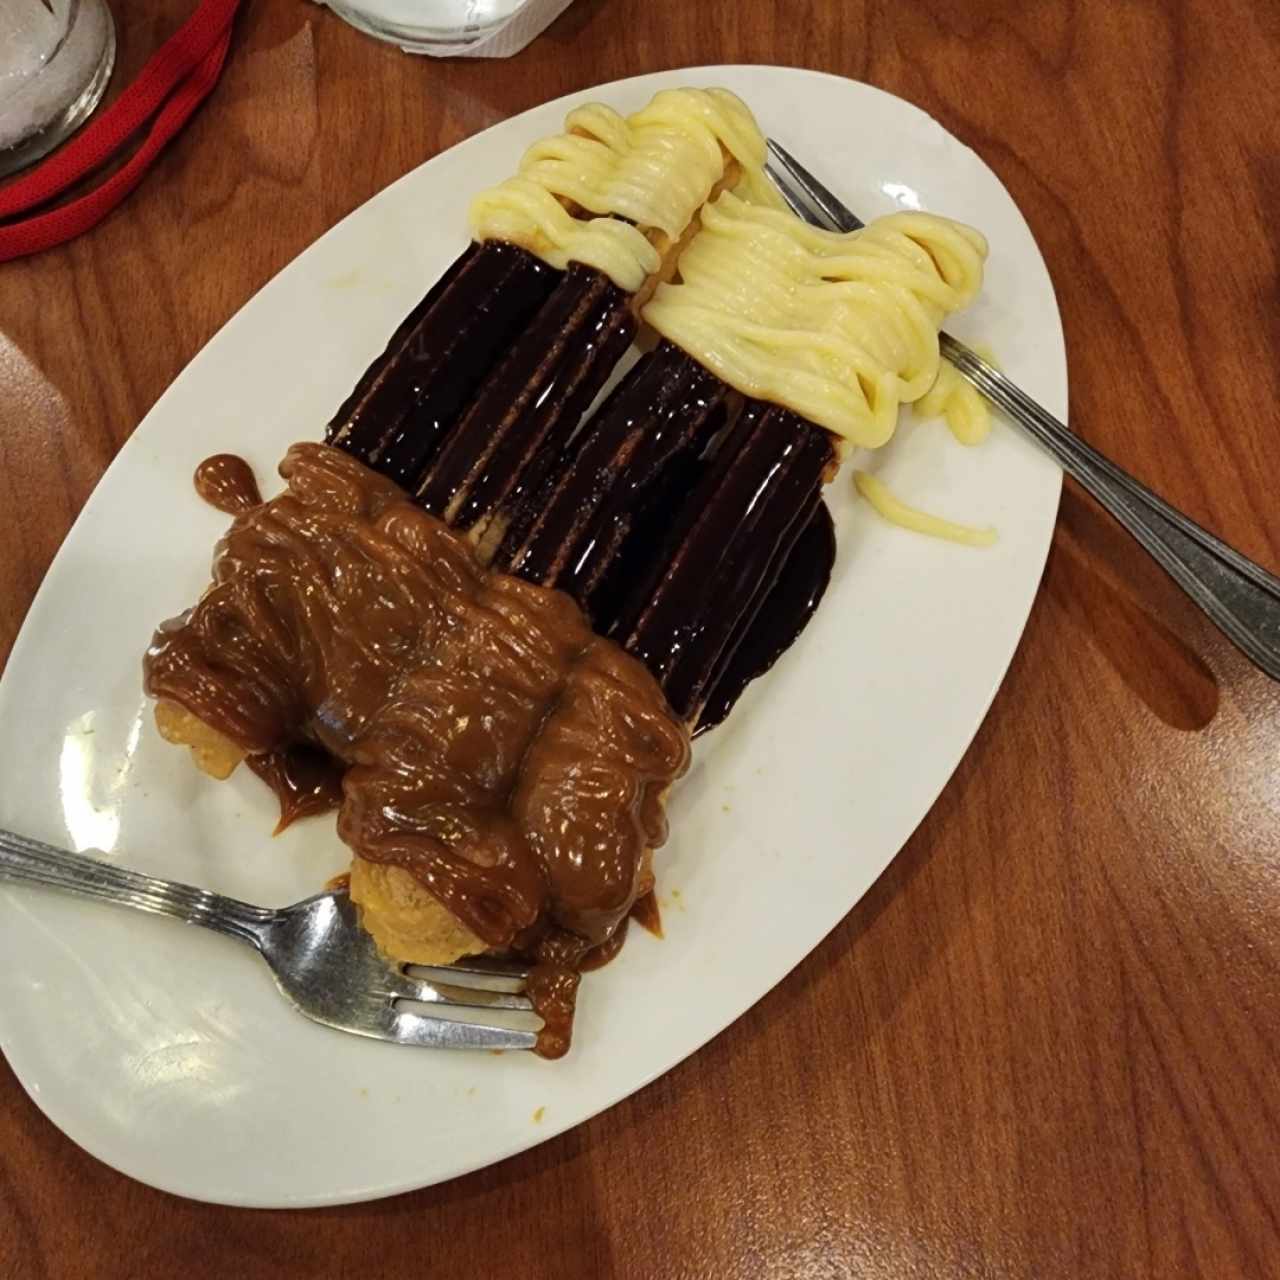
[194,454,262,515]
[620,400,835,719]
[321,243,835,737]
[415,264,635,531]
[696,502,836,735]
[583,445,709,638]
[329,242,561,486]
[328,244,476,449]
[500,341,728,614]
[246,744,346,833]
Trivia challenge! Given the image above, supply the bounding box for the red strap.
[0,0,242,262]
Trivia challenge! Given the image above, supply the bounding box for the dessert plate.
[0,66,1064,1206]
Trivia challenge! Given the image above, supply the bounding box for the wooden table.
[3,1,1279,1275]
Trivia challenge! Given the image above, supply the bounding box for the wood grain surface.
[3,1,1280,1276]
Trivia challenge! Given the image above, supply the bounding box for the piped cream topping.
[468,88,771,292]
[642,192,989,448]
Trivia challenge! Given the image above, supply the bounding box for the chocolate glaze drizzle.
[328,242,561,488]
[695,502,836,736]
[417,263,637,535]
[616,401,835,720]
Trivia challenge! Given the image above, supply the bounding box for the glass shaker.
[0,0,116,178]
[321,0,568,57]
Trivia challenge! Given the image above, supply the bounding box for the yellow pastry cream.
[643,191,989,448]
[852,471,997,548]
[468,88,772,293]
[643,191,997,545]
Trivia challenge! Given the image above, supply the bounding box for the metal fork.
[0,828,539,1051]
[766,139,1280,682]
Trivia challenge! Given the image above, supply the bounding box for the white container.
[320,0,574,57]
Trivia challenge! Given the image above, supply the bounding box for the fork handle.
[941,335,1280,680]
[0,828,272,948]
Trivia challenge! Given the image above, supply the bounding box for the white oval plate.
[0,67,1063,1207]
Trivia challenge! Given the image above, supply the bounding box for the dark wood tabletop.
[3,1,1279,1275]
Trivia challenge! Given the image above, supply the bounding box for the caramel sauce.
[194,454,263,514]
[146,444,689,1057]
[629,890,663,938]
[580,921,630,972]
[246,745,346,834]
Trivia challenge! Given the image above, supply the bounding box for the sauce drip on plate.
[194,454,263,514]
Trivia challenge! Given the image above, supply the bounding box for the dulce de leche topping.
[193,453,263,515]
[144,443,690,955]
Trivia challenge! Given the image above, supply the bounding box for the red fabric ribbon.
[0,0,242,262]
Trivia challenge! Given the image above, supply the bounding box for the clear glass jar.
[0,0,115,178]
[322,0,547,55]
